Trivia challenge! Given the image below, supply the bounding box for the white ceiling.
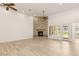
[14,3,79,16]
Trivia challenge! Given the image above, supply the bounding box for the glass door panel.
[62,25,69,40]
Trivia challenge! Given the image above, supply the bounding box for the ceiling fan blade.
[2,3,15,6]
[2,3,7,6]
[9,6,17,11]
[8,3,15,6]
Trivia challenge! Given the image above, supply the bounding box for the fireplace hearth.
[38,31,43,36]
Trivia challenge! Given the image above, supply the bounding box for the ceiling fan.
[0,3,17,11]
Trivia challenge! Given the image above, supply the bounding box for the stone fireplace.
[33,16,48,37]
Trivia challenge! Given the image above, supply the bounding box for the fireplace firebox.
[38,31,43,36]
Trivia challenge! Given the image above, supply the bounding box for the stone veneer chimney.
[33,16,48,37]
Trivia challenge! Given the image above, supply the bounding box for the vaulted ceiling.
[1,3,79,16]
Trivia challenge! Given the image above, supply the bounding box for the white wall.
[48,8,79,40]
[49,8,79,25]
[0,8,33,42]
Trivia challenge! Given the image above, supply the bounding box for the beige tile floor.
[0,37,79,56]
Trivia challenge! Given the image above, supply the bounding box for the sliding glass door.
[49,24,70,40]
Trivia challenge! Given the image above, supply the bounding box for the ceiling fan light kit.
[6,7,9,10]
